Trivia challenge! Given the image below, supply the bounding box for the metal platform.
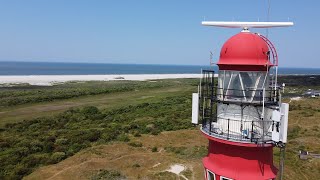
[201,120,273,144]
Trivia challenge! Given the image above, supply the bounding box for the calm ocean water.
[0,61,319,75]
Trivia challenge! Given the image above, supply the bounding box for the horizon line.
[0,60,318,69]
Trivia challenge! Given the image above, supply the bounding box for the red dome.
[217,32,272,71]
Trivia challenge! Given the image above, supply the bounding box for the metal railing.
[201,117,273,143]
[215,87,280,105]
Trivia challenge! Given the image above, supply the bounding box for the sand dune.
[0,74,207,86]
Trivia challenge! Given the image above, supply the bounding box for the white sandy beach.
[0,74,209,86]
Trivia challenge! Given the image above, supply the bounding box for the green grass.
[164,145,207,159]
[275,97,320,179]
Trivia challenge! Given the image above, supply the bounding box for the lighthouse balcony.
[216,87,280,106]
[201,116,273,144]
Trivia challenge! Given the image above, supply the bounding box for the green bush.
[151,146,158,152]
[91,169,125,180]
[132,131,141,137]
[50,152,66,163]
[55,138,69,146]
[128,142,142,147]
[81,106,99,115]
[288,125,302,139]
[117,134,130,142]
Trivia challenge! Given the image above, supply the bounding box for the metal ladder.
[199,70,216,127]
[258,34,279,66]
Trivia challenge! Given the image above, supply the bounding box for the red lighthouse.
[192,21,293,180]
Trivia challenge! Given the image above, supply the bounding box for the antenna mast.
[266,0,271,38]
[209,51,214,68]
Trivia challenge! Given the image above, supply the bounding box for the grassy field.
[280,98,320,180]
[25,129,207,180]
[0,77,320,180]
[0,79,197,127]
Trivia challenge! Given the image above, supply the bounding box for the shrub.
[312,126,319,131]
[128,142,142,147]
[132,163,141,168]
[67,143,87,155]
[151,128,160,135]
[91,169,125,180]
[132,131,141,137]
[55,138,69,146]
[117,134,130,142]
[22,153,50,167]
[13,163,32,177]
[50,152,66,163]
[151,146,158,152]
[81,106,100,115]
[288,125,302,139]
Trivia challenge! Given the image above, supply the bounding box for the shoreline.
[0,73,318,86]
[0,74,206,86]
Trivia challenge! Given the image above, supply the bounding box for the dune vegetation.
[0,77,319,179]
[0,79,198,179]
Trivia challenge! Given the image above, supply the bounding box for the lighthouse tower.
[192,21,293,180]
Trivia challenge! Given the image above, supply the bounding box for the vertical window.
[207,170,216,180]
[218,70,269,102]
[220,176,233,180]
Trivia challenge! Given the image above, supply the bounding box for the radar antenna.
[201,21,294,32]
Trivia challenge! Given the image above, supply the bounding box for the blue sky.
[0,0,318,67]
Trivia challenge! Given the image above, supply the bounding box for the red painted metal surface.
[203,138,278,180]
[217,32,273,71]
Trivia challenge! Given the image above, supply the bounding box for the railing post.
[259,90,262,105]
[262,120,265,143]
[227,118,230,140]
[209,111,212,134]
[251,121,254,142]
[202,97,206,126]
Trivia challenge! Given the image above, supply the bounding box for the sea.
[0,61,319,75]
